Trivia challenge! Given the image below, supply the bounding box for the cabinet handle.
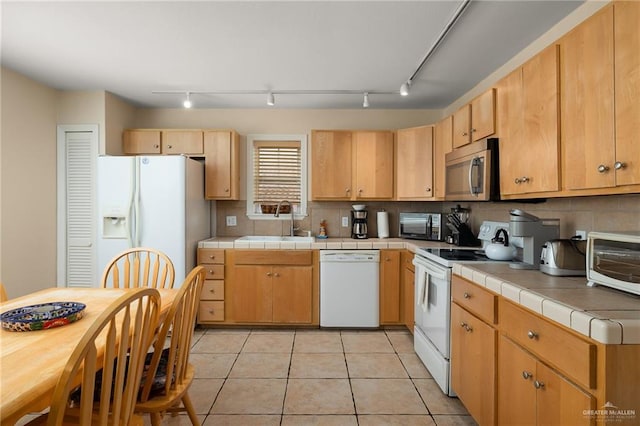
[471,128,477,133]
[209,255,215,259]
[266,272,272,277]
[208,269,214,274]
[225,188,230,193]
[462,132,468,136]
[527,330,538,340]
[460,322,467,328]
[345,188,351,194]
[522,371,532,380]
[167,144,173,149]
[209,288,215,293]
[459,322,472,332]
[463,292,471,299]
[274,272,280,278]
[597,164,610,173]
[515,177,530,184]
[209,309,215,314]
[614,161,626,170]
[534,380,545,389]
[153,144,159,149]
[358,189,363,194]
[426,188,432,192]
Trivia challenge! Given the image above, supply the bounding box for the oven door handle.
[417,268,430,312]
[414,259,449,281]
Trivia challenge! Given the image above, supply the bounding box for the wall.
[57,91,106,153]
[0,67,59,298]
[105,92,136,155]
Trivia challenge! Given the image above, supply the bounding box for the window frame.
[246,134,308,220]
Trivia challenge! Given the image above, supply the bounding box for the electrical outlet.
[575,230,586,240]
[341,216,349,227]
[226,216,237,226]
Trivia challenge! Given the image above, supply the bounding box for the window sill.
[247,212,308,221]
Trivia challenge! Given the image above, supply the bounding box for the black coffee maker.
[351,208,368,239]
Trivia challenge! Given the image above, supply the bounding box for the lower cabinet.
[380,250,401,324]
[227,250,318,325]
[498,334,596,425]
[401,250,415,332]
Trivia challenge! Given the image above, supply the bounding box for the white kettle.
[485,229,516,261]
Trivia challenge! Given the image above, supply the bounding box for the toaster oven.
[586,231,640,295]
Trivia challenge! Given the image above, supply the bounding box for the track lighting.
[183,92,192,108]
[363,92,370,108]
[267,92,275,106]
[400,81,411,97]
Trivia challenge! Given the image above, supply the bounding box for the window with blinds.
[247,135,307,218]
[253,141,301,206]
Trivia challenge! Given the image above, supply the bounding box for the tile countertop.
[197,237,640,345]
[453,263,640,345]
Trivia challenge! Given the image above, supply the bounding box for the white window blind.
[253,141,301,204]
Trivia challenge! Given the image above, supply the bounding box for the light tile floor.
[16,328,478,426]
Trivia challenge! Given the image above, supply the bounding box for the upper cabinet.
[498,44,560,196]
[395,125,434,200]
[203,130,240,200]
[311,130,394,200]
[433,116,453,199]
[452,88,496,149]
[614,0,640,187]
[123,130,203,155]
[560,5,616,191]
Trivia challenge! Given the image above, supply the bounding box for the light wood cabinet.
[395,126,434,200]
[433,116,453,199]
[401,251,415,333]
[498,334,596,426]
[614,0,640,187]
[498,44,560,196]
[197,248,225,323]
[450,277,498,426]
[311,130,353,199]
[203,130,240,200]
[311,130,394,200]
[452,88,496,149]
[561,5,615,190]
[379,250,401,325]
[227,250,317,325]
[353,131,394,200]
[123,130,203,155]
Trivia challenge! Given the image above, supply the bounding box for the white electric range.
[413,221,518,396]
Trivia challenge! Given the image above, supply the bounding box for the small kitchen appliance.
[586,231,640,295]
[351,209,368,239]
[509,209,559,269]
[399,212,447,241]
[539,238,587,276]
[445,138,499,201]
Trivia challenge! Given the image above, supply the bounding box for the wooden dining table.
[0,287,177,425]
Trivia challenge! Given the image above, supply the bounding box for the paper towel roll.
[377,211,389,239]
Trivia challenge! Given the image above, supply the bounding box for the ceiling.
[1,1,583,110]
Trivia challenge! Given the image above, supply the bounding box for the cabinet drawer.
[452,276,497,324]
[234,250,312,265]
[199,301,225,322]
[499,299,596,389]
[202,265,224,280]
[201,280,224,301]
[198,249,225,264]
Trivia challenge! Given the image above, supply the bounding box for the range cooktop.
[417,247,515,267]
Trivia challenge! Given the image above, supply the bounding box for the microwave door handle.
[468,158,475,195]
[469,157,481,196]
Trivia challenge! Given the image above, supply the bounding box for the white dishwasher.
[320,250,380,327]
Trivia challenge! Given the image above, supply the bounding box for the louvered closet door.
[63,130,97,287]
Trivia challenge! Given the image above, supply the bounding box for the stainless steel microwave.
[445,138,499,201]
[399,212,448,241]
[587,231,640,295]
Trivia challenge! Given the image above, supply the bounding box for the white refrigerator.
[97,155,210,287]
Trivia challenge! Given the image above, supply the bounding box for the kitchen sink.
[235,235,315,243]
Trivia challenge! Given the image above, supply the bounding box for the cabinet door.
[497,68,524,196]
[433,116,453,199]
[451,303,496,426]
[272,266,313,324]
[470,88,496,141]
[402,265,414,332]
[498,335,537,426]
[561,5,615,190]
[396,126,434,200]
[161,130,203,154]
[353,131,394,199]
[123,130,161,154]
[231,265,272,323]
[536,362,596,426]
[614,0,640,186]
[452,104,471,148]
[379,250,401,324]
[311,131,353,199]
[204,131,239,199]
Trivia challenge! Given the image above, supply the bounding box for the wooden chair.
[29,287,161,426]
[135,266,206,426]
[101,248,175,290]
[0,282,7,302]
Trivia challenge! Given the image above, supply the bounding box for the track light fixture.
[267,92,275,106]
[183,92,192,108]
[363,92,370,108]
[399,81,411,97]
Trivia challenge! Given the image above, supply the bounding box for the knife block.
[452,223,480,247]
